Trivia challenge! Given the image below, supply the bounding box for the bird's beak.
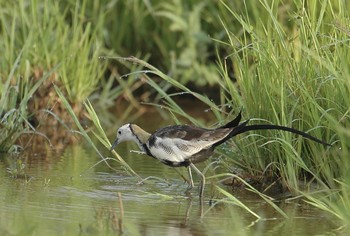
[110,138,119,151]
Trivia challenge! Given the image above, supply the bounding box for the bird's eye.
[118,130,122,135]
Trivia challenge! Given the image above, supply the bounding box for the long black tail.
[213,118,250,148]
[220,110,242,129]
[234,124,331,146]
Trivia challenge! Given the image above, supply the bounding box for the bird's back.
[145,124,234,166]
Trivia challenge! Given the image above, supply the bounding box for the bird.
[110,111,330,201]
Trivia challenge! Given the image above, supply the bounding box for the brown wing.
[152,125,232,143]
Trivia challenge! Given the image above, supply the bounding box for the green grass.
[0,51,57,152]
[100,0,221,85]
[55,85,139,177]
[0,0,107,103]
[216,3,349,230]
[0,0,108,151]
[101,0,350,230]
[1,0,350,231]
[0,52,25,152]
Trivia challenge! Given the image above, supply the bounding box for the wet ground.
[0,142,339,235]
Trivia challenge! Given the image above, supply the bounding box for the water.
[0,142,339,235]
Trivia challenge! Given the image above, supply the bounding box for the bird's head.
[110,124,151,151]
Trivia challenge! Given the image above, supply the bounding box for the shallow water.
[0,143,339,235]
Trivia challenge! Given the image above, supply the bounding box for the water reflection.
[0,145,339,235]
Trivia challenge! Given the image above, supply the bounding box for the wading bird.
[110,111,330,201]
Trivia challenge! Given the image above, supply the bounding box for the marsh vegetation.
[0,0,349,234]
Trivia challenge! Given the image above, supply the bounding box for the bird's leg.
[187,166,194,190]
[189,163,206,202]
[173,168,193,188]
